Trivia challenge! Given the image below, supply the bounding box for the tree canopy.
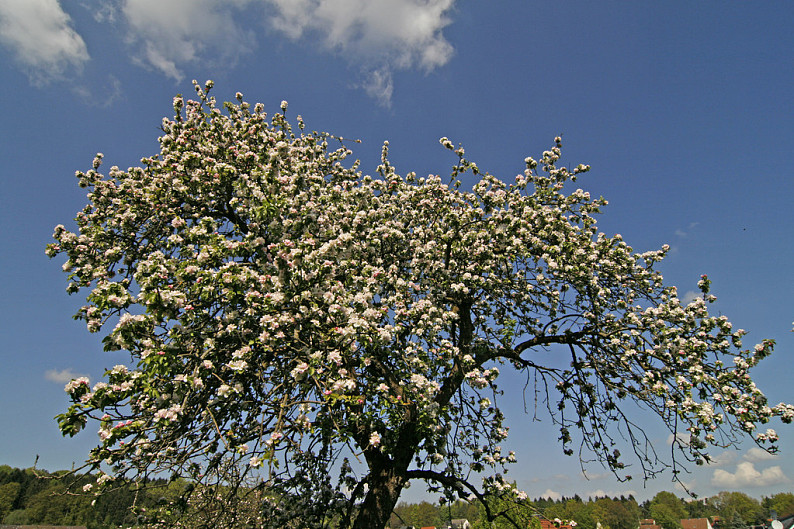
[48,81,792,529]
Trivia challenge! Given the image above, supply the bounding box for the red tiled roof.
[681,518,712,529]
[639,520,661,529]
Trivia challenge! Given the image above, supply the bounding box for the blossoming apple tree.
[48,82,792,529]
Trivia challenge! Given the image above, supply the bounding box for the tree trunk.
[351,460,407,529]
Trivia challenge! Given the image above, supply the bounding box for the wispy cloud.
[360,67,394,108]
[265,0,457,105]
[118,0,256,81]
[73,74,123,107]
[711,461,789,488]
[0,0,89,84]
[88,0,118,23]
[45,368,89,385]
[681,290,700,305]
[581,471,612,481]
[532,473,570,483]
[667,432,691,446]
[675,222,699,238]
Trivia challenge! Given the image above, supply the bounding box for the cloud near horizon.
[711,461,789,488]
[540,489,562,501]
[0,0,89,84]
[587,489,638,499]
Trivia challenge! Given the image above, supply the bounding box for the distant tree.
[724,511,748,529]
[545,498,593,529]
[684,498,715,519]
[649,492,687,529]
[0,482,21,521]
[592,497,639,529]
[440,498,481,525]
[710,492,763,527]
[22,475,93,526]
[2,507,32,525]
[763,492,794,519]
[396,500,442,528]
[621,496,643,526]
[0,465,13,484]
[390,501,412,528]
[89,482,138,527]
[49,82,793,529]
[472,492,538,529]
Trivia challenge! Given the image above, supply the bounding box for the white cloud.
[119,0,256,81]
[587,489,637,499]
[266,0,454,67]
[84,0,457,103]
[45,368,89,384]
[360,67,394,108]
[667,432,691,446]
[0,0,89,84]
[681,290,699,305]
[707,450,738,468]
[675,222,699,238]
[711,461,789,488]
[581,471,612,480]
[73,74,123,107]
[540,489,562,501]
[88,1,118,23]
[265,0,457,104]
[743,447,778,462]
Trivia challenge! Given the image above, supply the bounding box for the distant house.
[540,519,575,529]
[450,519,472,529]
[640,519,662,529]
[682,519,713,529]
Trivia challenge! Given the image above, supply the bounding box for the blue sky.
[0,0,792,504]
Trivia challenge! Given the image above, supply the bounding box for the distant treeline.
[1,464,792,529]
[394,490,794,529]
[0,465,174,528]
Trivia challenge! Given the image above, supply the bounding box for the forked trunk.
[351,461,407,529]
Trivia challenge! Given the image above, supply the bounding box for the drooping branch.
[405,469,524,529]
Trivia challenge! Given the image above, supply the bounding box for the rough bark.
[350,416,421,529]
[350,460,407,529]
